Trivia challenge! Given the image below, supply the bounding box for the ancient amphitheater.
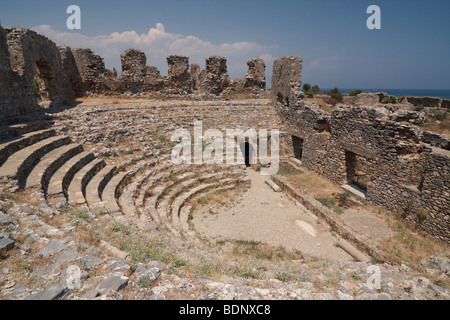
[0,27,449,300]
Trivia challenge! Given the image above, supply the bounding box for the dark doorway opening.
[345,151,369,192]
[34,57,57,105]
[240,142,254,167]
[292,136,304,160]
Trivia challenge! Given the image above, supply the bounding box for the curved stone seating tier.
[158,175,232,235]
[101,172,130,215]
[140,166,191,222]
[172,177,248,236]
[25,143,83,190]
[67,159,106,206]
[85,165,117,215]
[0,129,56,166]
[0,122,48,142]
[177,184,237,237]
[130,164,175,218]
[0,135,71,188]
[140,166,228,223]
[46,151,95,198]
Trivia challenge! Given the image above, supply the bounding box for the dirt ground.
[192,168,354,261]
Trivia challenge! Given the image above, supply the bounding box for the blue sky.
[1,0,449,89]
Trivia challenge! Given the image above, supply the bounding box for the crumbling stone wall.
[272,56,450,244]
[72,48,107,95]
[121,49,146,80]
[223,57,267,98]
[166,55,191,92]
[190,64,201,91]
[145,66,161,79]
[271,56,303,107]
[245,57,266,89]
[200,56,230,95]
[5,28,76,108]
[0,26,38,120]
[59,46,84,97]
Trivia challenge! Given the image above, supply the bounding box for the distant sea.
[322,89,450,99]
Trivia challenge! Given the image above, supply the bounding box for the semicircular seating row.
[0,126,250,237]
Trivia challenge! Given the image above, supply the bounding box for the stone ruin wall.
[0,27,92,121]
[271,56,450,244]
[0,26,38,121]
[5,28,77,108]
[68,48,267,99]
[0,27,269,120]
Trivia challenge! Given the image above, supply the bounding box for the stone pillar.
[190,64,201,90]
[271,56,303,107]
[245,57,266,89]
[167,55,189,81]
[121,49,146,79]
[59,46,84,97]
[200,56,230,95]
[72,48,106,93]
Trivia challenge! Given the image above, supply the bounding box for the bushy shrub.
[383,96,397,104]
[330,87,340,94]
[349,89,362,96]
[311,85,320,94]
[303,83,311,92]
[434,112,448,121]
[328,88,343,103]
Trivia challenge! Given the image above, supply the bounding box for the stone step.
[25,143,84,190]
[46,151,96,198]
[0,129,56,167]
[156,170,245,234]
[178,184,236,236]
[286,158,305,173]
[102,171,131,215]
[85,166,117,215]
[118,162,165,218]
[67,159,106,206]
[136,165,184,219]
[0,122,49,141]
[172,178,239,235]
[153,172,198,228]
[0,135,71,188]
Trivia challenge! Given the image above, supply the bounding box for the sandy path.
[193,169,353,261]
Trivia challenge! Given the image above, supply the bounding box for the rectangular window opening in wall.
[345,151,369,195]
[292,136,304,161]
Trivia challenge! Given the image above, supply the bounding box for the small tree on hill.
[349,89,362,96]
[303,83,311,92]
[330,87,340,94]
